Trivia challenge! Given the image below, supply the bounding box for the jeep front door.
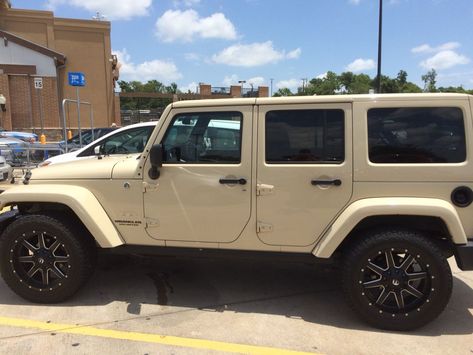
[143,108,252,244]
[256,104,353,246]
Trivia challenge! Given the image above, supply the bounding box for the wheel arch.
[0,185,124,248]
[313,197,467,258]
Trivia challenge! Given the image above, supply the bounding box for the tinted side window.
[368,107,466,163]
[162,112,242,164]
[265,109,344,164]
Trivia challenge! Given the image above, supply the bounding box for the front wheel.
[342,229,452,330]
[0,214,95,303]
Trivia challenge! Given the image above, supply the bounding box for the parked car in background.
[40,122,157,166]
[58,127,118,151]
[0,130,37,143]
[0,137,28,166]
[0,156,12,181]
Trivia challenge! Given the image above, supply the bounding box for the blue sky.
[13,0,473,93]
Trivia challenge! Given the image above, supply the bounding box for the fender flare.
[313,197,467,258]
[0,184,124,248]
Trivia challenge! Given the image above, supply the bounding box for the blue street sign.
[68,72,86,87]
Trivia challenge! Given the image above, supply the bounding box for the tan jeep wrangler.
[0,93,472,331]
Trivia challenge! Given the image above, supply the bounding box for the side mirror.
[94,145,102,159]
[148,144,163,180]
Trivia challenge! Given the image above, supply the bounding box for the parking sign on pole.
[68,72,86,147]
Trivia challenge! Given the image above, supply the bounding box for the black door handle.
[311,179,342,186]
[219,178,247,185]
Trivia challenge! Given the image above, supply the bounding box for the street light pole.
[238,80,246,97]
[376,0,383,93]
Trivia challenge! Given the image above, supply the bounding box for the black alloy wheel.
[0,214,95,303]
[10,230,71,292]
[360,248,430,313]
[342,229,452,331]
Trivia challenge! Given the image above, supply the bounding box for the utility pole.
[376,0,383,93]
[301,78,308,94]
[270,78,274,97]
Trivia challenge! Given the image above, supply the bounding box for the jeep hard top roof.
[171,93,472,109]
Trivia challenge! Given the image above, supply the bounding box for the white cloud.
[316,72,328,79]
[222,75,265,87]
[45,0,152,20]
[212,41,299,67]
[155,9,237,42]
[223,74,239,86]
[185,53,201,62]
[173,0,200,7]
[287,48,302,59]
[412,42,460,54]
[276,79,300,91]
[180,82,199,93]
[247,76,266,87]
[114,49,182,82]
[345,58,376,72]
[420,50,470,70]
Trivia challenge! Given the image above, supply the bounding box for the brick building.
[0,1,119,139]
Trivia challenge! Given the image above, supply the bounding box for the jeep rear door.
[256,103,353,247]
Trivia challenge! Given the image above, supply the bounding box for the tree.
[397,70,408,88]
[421,69,437,92]
[307,71,340,95]
[339,72,372,94]
[273,88,294,97]
[118,80,180,110]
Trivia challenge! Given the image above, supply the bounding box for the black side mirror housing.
[148,144,163,180]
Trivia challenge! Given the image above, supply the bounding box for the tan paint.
[0,184,124,248]
[1,93,472,258]
[313,197,467,258]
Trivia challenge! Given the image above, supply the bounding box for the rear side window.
[265,109,344,164]
[368,107,466,163]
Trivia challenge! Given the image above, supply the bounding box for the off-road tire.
[0,214,96,303]
[341,229,452,331]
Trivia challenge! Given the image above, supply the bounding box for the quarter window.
[368,107,466,163]
[162,112,242,164]
[265,109,345,164]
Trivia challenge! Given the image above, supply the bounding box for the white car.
[40,122,157,166]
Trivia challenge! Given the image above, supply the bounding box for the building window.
[265,109,345,164]
[368,107,466,164]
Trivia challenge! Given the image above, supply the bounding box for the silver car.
[0,155,12,181]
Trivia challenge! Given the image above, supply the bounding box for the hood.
[30,155,125,180]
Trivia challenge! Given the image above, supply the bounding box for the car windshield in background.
[78,125,154,157]
[67,128,117,146]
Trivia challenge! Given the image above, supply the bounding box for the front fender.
[0,185,124,248]
[313,197,467,258]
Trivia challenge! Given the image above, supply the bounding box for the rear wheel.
[342,229,452,330]
[0,214,95,303]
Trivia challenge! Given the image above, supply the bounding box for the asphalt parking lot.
[0,254,472,354]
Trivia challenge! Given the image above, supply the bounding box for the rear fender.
[313,197,467,258]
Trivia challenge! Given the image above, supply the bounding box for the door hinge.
[256,184,274,196]
[145,218,160,228]
[257,222,273,233]
[142,181,159,193]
